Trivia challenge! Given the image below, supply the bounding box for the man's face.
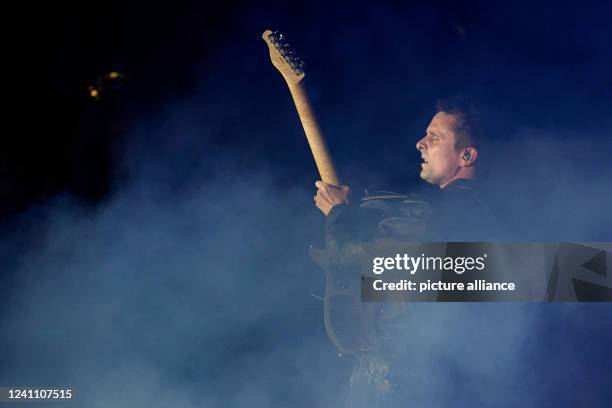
[416,112,463,186]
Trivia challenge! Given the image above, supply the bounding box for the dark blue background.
[1,1,611,406]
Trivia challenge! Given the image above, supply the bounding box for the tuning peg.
[268,32,278,42]
[271,31,283,40]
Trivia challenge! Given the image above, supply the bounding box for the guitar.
[261,29,341,187]
[262,29,363,354]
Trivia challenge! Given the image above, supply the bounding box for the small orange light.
[89,88,99,98]
[108,71,121,79]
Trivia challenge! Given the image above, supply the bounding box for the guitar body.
[309,245,363,355]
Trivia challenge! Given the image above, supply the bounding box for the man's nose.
[416,137,427,151]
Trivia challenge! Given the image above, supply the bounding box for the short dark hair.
[436,95,483,151]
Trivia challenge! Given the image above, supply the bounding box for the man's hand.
[314,181,351,216]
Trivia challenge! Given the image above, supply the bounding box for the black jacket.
[325,179,501,270]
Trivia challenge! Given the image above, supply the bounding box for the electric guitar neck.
[262,29,341,187]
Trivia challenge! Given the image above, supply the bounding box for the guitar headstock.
[262,29,305,86]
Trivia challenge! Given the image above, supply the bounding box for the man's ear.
[460,147,478,167]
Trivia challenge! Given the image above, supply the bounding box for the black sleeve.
[325,203,383,268]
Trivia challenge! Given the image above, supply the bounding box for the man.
[314,107,476,211]
[315,96,498,242]
[312,97,500,407]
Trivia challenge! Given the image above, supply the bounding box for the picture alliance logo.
[372,253,488,275]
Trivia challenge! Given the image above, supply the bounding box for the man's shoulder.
[439,179,493,207]
[433,179,502,239]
